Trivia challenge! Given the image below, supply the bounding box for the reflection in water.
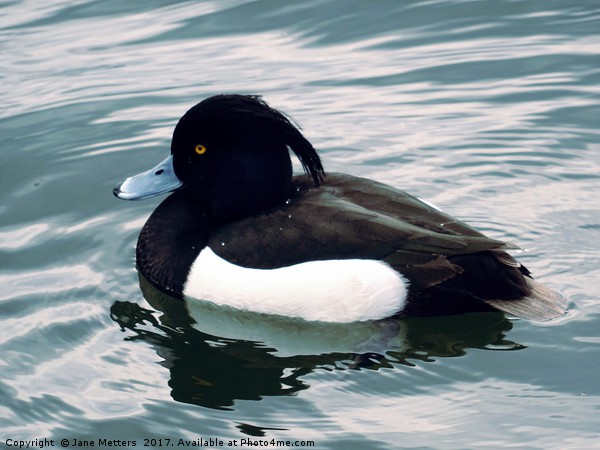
[109,274,524,410]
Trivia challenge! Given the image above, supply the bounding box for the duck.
[114,94,567,323]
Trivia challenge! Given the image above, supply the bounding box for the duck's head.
[114,94,325,220]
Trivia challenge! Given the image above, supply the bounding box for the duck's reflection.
[110,274,523,410]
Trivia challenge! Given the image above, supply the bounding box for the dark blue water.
[1,1,599,449]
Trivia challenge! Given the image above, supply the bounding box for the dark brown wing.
[210,173,511,287]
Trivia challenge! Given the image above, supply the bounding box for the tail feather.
[485,278,567,321]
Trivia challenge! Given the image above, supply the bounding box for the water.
[1,1,599,448]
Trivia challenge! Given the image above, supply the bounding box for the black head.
[170,94,325,220]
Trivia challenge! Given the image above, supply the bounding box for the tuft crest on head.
[182,94,325,186]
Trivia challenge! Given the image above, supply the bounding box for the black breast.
[136,192,211,298]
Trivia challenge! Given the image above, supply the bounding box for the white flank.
[184,247,408,323]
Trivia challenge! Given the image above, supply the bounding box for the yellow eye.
[195,144,207,155]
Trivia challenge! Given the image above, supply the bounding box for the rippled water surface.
[1,1,600,449]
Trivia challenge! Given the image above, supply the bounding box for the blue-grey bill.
[113,154,183,200]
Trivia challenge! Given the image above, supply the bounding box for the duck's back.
[211,173,508,272]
